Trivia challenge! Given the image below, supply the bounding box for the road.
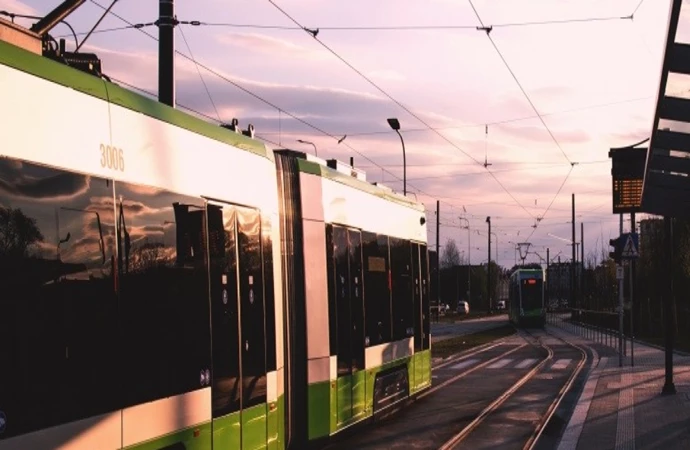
[431,314,509,343]
[324,327,589,450]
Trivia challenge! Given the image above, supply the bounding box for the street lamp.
[387,118,406,196]
[296,139,317,157]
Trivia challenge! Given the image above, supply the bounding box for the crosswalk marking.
[449,358,480,370]
[515,358,538,369]
[487,358,513,369]
[551,359,571,370]
[444,357,571,371]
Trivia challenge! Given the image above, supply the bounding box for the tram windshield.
[521,278,543,310]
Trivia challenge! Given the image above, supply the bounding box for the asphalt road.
[431,314,510,343]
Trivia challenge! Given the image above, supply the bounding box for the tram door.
[411,243,423,389]
[332,226,366,425]
[207,202,268,449]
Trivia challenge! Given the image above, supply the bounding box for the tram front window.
[521,279,542,310]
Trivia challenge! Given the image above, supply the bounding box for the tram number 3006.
[100,143,125,171]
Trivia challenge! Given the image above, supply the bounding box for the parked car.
[457,301,470,315]
[495,300,506,311]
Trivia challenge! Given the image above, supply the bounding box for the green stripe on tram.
[307,350,432,441]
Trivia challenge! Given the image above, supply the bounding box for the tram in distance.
[0,24,431,450]
[508,268,546,328]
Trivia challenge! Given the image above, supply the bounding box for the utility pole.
[546,247,550,307]
[571,194,576,314]
[662,216,676,394]
[486,216,491,312]
[436,201,440,322]
[581,222,584,307]
[158,0,176,107]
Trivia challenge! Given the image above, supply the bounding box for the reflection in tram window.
[116,182,211,409]
[0,158,117,438]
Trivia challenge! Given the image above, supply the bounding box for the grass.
[431,324,516,359]
[431,310,502,324]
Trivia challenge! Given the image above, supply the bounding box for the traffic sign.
[616,265,624,280]
[621,232,639,259]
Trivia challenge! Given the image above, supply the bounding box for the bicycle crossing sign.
[621,232,639,259]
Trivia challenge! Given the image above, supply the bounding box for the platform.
[550,321,690,450]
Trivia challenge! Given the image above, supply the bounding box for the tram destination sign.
[609,147,647,214]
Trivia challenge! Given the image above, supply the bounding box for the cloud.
[0,159,91,202]
[216,33,324,60]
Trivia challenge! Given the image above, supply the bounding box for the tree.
[0,206,44,258]
[441,238,461,268]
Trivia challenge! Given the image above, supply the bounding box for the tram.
[508,268,546,328]
[0,19,430,450]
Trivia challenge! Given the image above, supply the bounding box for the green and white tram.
[508,268,546,328]
[0,19,430,450]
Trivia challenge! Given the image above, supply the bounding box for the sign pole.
[630,211,635,367]
[619,214,624,367]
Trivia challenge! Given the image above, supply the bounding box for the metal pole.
[436,200,440,323]
[571,194,576,314]
[158,0,176,107]
[662,216,676,394]
[546,248,550,313]
[619,214,624,367]
[394,129,406,196]
[487,216,492,312]
[581,222,584,308]
[630,211,635,366]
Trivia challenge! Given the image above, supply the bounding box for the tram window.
[0,159,117,439]
[362,232,392,346]
[262,215,277,373]
[390,238,413,341]
[333,225,352,376]
[237,207,267,408]
[116,183,211,409]
[208,203,240,416]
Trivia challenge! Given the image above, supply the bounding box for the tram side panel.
[0,38,285,450]
[275,153,430,447]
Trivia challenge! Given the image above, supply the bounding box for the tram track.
[437,327,589,450]
[323,325,592,450]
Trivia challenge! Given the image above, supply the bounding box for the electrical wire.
[266,0,538,221]
[631,0,646,18]
[469,0,573,166]
[87,0,442,204]
[57,14,633,37]
[178,25,222,123]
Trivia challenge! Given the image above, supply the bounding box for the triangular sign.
[621,234,638,257]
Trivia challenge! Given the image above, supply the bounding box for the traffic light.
[609,236,622,263]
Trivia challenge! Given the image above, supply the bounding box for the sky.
[1,0,684,267]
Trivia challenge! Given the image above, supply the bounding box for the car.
[457,301,470,315]
[495,300,506,311]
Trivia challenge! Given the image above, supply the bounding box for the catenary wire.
[266,0,539,221]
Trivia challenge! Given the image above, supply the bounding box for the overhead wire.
[469,0,573,166]
[87,0,443,205]
[467,0,591,240]
[57,14,633,38]
[266,0,538,221]
[177,25,222,122]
